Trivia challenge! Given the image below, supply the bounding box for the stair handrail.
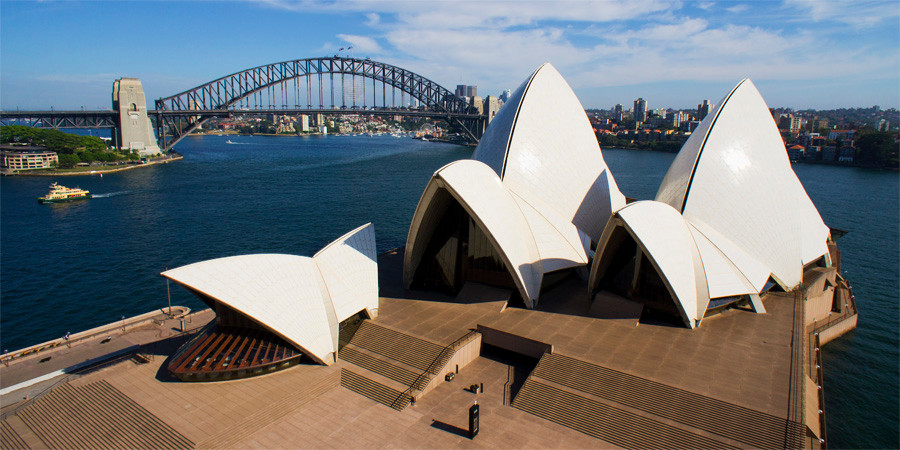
[390,328,479,409]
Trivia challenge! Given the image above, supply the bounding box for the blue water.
[1,137,897,448]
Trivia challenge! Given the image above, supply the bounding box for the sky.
[1,0,898,111]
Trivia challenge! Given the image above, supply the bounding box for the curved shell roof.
[314,223,379,321]
[655,79,829,290]
[162,223,377,365]
[472,63,625,244]
[405,64,626,308]
[404,160,546,307]
[590,201,709,328]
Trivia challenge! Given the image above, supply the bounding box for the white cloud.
[254,0,898,107]
[336,34,382,54]
[783,0,899,27]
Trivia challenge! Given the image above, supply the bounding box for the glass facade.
[412,199,514,294]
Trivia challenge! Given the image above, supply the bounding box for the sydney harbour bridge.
[0,57,489,151]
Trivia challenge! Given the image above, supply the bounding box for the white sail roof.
[162,224,378,365]
[590,79,832,328]
[405,64,626,308]
[472,62,625,245]
[656,79,829,290]
[314,223,379,321]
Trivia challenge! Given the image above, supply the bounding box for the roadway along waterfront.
[0,134,897,448]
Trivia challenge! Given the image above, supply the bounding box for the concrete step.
[339,344,423,388]
[1,418,30,450]
[512,378,736,449]
[13,380,193,450]
[533,353,794,449]
[340,368,410,411]
[349,321,444,371]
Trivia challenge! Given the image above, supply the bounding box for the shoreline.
[2,154,183,177]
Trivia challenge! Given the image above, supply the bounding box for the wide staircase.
[339,321,468,410]
[1,418,30,450]
[12,380,193,449]
[512,353,803,449]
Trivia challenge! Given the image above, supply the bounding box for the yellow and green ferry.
[38,182,91,204]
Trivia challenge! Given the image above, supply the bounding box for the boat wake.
[91,191,130,198]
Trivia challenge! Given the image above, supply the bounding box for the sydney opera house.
[0,64,857,449]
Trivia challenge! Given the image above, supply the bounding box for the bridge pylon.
[112,78,162,156]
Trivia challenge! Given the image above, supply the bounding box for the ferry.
[38,182,91,204]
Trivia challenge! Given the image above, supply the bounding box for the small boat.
[225,140,234,144]
[38,182,91,204]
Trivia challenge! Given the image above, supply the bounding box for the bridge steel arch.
[154,57,483,150]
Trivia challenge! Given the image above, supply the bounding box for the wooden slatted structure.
[167,325,306,381]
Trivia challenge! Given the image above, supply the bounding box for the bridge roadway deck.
[0,249,807,449]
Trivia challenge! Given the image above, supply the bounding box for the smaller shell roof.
[404,159,544,307]
[314,223,378,322]
[162,224,378,365]
[609,201,708,328]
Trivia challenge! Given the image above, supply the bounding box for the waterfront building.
[589,79,832,328]
[788,144,805,161]
[161,223,377,379]
[299,115,310,132]
[404,63,625,308]
[633,97,647,121]
[0,146,58,172]
[697,99,711,120]
[828,129,855,142]
[839,146,855,162]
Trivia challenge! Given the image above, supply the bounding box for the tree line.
[1,125,139,167]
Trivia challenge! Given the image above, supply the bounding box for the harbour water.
[1,135,896,448]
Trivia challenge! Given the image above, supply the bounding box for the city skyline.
[1,0,898,111]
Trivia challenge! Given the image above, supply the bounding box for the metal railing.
[812,282,857,336]
[390,329,479,409]
[813,332,828,448]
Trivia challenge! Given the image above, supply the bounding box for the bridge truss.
[154,57,484,150]
[0,110,117,129]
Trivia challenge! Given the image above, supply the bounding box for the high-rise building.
[500,89,511,102]
[614,104,623,114]
[456,85,478,98]
[697,100,711,120]
[666,111,688,128]
[633,98,647,122]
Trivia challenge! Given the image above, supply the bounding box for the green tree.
[57,154,80,168]
[855,131,899,169]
